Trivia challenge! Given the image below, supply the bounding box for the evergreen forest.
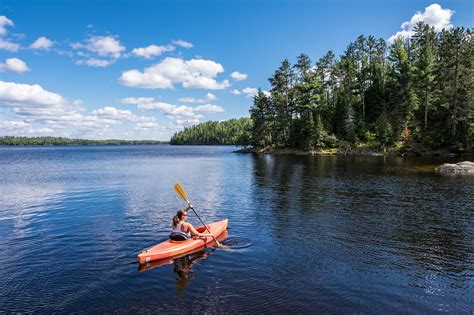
[249,23,473,153]
[171,23,472,154]
[170,118,251,145]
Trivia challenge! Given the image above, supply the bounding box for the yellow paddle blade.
[174,183,190,204]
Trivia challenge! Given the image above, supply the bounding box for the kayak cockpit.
[168,225,210,242]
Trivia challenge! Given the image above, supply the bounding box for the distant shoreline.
[0,136,168,146]
[0,143,169,147]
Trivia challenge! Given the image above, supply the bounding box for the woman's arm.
[184,222,213,237]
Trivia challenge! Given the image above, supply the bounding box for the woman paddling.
[169,206,214,241]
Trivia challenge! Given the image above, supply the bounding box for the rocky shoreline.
[435,161,474,174]
[234,146,469,158]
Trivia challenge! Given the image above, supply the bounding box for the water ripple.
[0,147,472,313]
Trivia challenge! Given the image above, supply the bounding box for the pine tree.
[387,37,418,139]
[436,27,474,149]
[294,53,312,82]
[412,22,437,133]
[315,51,337,131]
[269,60,296,146]
[364,36,387,125]
[250,89,273,148]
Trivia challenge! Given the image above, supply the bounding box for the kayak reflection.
[138,230,228,273]
[173,249,210,288]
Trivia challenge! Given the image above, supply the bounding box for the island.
[171,23,473,157]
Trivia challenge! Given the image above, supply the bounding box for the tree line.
[170,118,251,145]
[0,136,167,146]
[250,23,473,152]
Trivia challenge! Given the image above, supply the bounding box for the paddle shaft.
[187,204,221,245]
[174,183,222,246]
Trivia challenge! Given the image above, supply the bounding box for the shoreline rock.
[234,147,431,157]
[435,161,474,174]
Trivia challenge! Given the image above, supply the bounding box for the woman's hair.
[172,210,186,228]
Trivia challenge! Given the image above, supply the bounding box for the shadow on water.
[171,249,215,288]
[137,230,252,285]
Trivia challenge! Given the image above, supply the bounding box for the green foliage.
[374,116,394,145]
[246,23,473,152]
[170,118,252,145]
[412,22,437,133]
[249,90,272,147]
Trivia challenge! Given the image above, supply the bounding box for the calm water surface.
[0,145,472,313]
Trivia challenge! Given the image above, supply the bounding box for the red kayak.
[137,219,228,264]
[138,230,229,272]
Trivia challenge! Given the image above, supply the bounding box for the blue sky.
[1,0,473,140]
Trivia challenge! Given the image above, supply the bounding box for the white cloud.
[121,96,223,121]
[87,36,125,58]
[1,120,30,128]
[231,71,248,81]
[0,81,165,139]
[172,39,193,48]
[0,58,30,73]
[91,106,156,123]
[0,16,14,36]
[0,39,20,52]
[119,57,231,90]
[76,58,113,67]
[132,44,175,59]
[0,81,65,106]
[148,103,195,117]
[178,92,216,103]
[121,97,195,116]
[56,50,74,57]
[0,81,87,128]
[121,97,155,105]
[119,69,172,89]
[176,118,200,126]
[69,36,122,67]
[194,104,224,113]
[72,35,125,59]
[91,106,134,121]
[0,120,54,135]
[178,97,200,103]
[134,121,160,130]
[206,92,216,101]
[389,4,454,43]
[30,36,54,50]
[231,88,269,96]
[242,87,258,97]
[0,120,31,133]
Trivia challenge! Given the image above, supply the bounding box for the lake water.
[0,145,472,313]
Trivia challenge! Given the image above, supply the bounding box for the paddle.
[173,183,227,249]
